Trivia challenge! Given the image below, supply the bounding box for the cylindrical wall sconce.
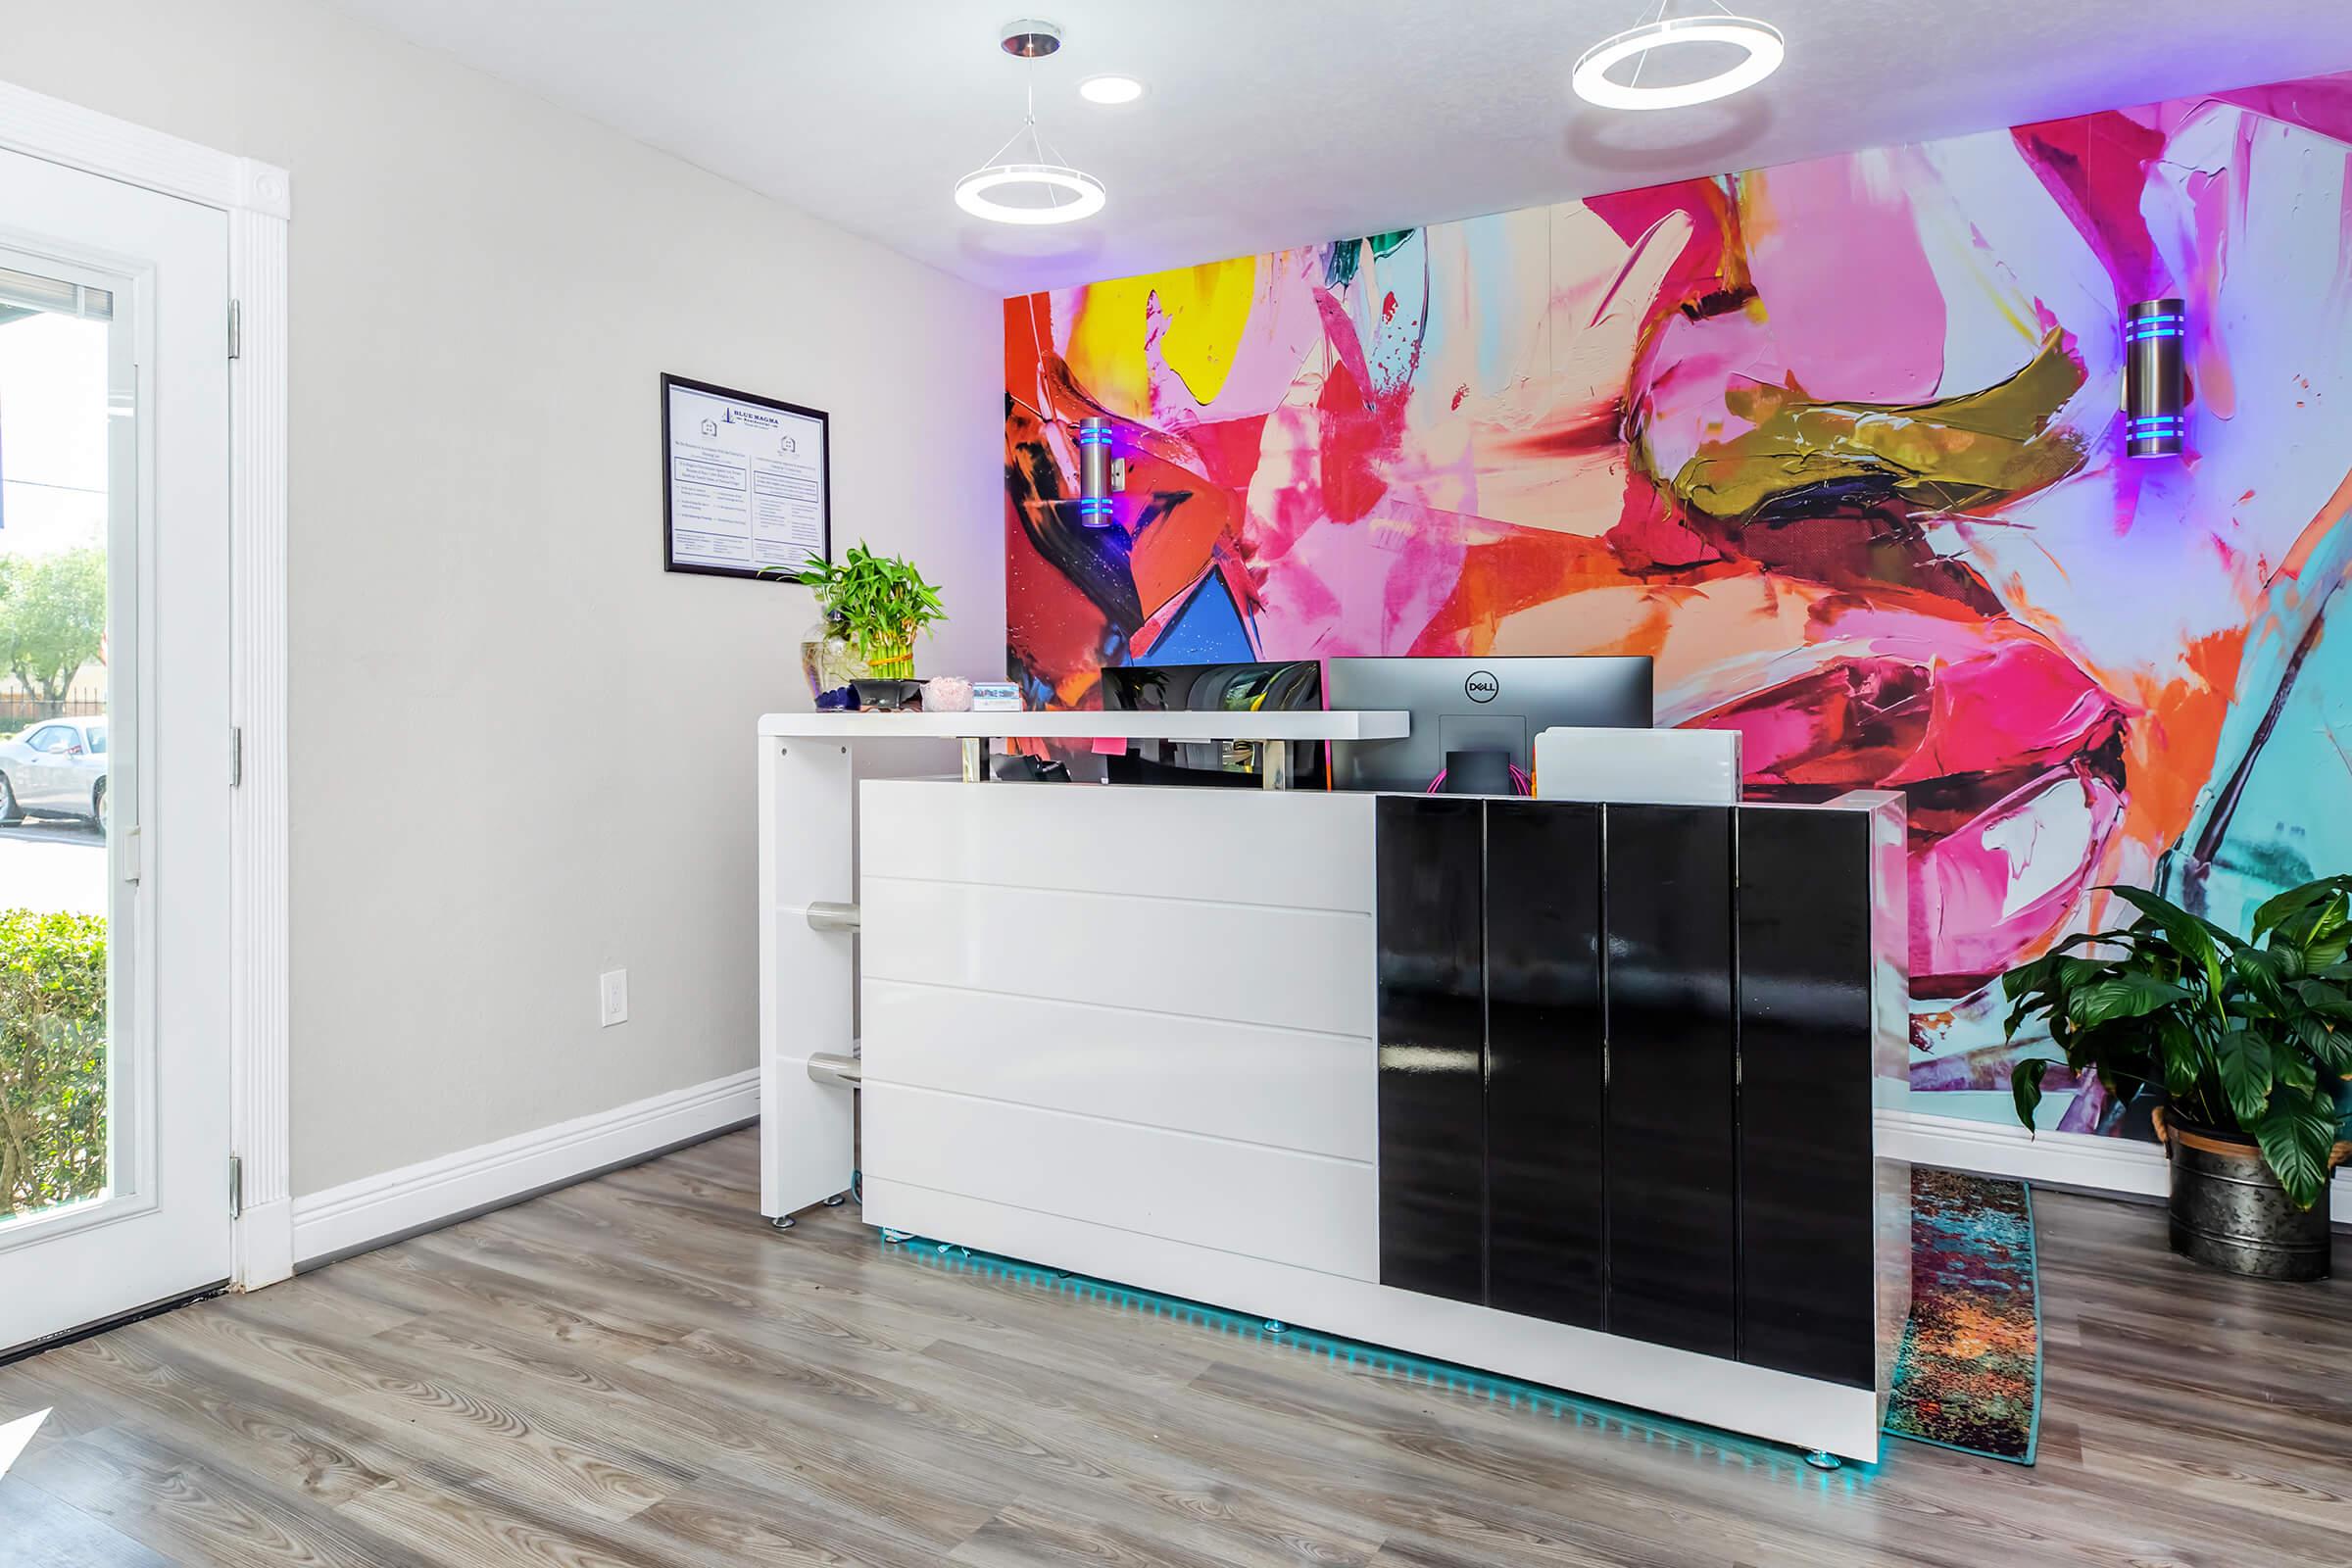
[2124,298,2185,458]
[1076,416,1114,525]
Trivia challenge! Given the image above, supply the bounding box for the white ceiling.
[325,0,2352,296]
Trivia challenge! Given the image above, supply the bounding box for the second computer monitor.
[1323,655,1653,793]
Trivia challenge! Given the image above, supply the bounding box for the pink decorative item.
[922,676,974,712]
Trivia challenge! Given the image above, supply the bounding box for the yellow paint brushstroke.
[1668,327,2086,521]
[1066,257,1258,419]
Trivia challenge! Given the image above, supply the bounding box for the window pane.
[0,268,113,1224]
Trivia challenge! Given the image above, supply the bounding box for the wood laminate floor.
[1,1131,2346,1567]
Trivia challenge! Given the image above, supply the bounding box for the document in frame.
[662,374,830,578]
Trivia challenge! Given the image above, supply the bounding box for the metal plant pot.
[2152,1107,2346,1282]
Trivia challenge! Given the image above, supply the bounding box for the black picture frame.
[661,371,832,580]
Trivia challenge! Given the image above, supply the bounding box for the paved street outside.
[0,820,106,915]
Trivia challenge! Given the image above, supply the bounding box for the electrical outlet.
[599,969,629,1027]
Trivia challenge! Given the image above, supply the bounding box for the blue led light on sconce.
[1076,415,1120,527]
[2124,297,2186,458]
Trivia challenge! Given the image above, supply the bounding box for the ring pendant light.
[1573,1,1785,111]
[955,20,1106,225]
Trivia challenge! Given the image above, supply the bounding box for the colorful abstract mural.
[1003,74,2352,1131]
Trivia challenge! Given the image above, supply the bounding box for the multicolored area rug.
[1885,1169,2043,1464]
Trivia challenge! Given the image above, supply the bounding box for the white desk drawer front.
[862,877,1375,1039]
[862,978,1375,1161]
[859,781,1376,912]
[864,1084,1379,1281]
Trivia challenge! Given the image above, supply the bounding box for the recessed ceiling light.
[1572,14,1785,111]
[1079,74,1147,105]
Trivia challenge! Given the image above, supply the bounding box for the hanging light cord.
[971,50,1074,212]
[1629,0,1746,87]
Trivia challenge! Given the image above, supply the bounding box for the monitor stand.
[1442,748,1515,796]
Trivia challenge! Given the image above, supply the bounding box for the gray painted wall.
[0,0,1004,1194]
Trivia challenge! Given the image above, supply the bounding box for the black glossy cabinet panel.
[1375,796,1487,1304]
[1739,808,1876,1387]
[1602,807,1738,1360]
[1484,801,1605,1329]
[1373,795,1881,1387]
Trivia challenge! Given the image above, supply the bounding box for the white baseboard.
[1886,1109,2352,1225]
[288,1069,758,1268]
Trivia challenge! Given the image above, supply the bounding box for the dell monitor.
[1323,655,1652,793]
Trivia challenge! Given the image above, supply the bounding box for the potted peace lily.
[792,543,946,686]
[2003,875,2352,1280]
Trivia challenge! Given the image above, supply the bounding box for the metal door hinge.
[228,1153,243,1219]
[229,725,243,787]
[227,299,241,360]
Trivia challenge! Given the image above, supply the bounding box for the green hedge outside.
[0,908,108,1217]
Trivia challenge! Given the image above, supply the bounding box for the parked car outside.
[0,717,108,831]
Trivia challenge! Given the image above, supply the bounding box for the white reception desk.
[756,711,1909,1464]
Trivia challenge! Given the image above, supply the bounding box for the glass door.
[0,145,231,1352]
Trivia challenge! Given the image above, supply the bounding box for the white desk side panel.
[759,736,857,1218]
[860,782,1380,1282]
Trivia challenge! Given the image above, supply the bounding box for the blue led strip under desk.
[875,1226,1878,1489]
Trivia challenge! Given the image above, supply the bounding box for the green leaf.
[2230,947,2294,1015]
[2275,1040,2319,1095]
[2054,954,2123,987]
[1999,958,2049,1004]
[2011,1056,2051,1132]
[786,542,948,644]
[2215,1027,2275,1125]
[2066,973,2191,1028]
[2104,885,2232,1018]
[2248,879,2324,940]
[2154,1014,2205,1097]
[2294,977,2352,1018]
[2130,889,2244,951]
[2251,877,2343,940]
[2266,886,2351,972]
[2295,1012,2352,1074]
[2297,892,2352,970]
[2249,1090,2341,1210]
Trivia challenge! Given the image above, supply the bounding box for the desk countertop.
[757,710,1410,742]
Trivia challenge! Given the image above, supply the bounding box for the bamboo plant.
[793,543,946,679]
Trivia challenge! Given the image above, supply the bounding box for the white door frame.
[0,79,292,1290]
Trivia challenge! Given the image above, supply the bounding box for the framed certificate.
[662,373,831,579]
